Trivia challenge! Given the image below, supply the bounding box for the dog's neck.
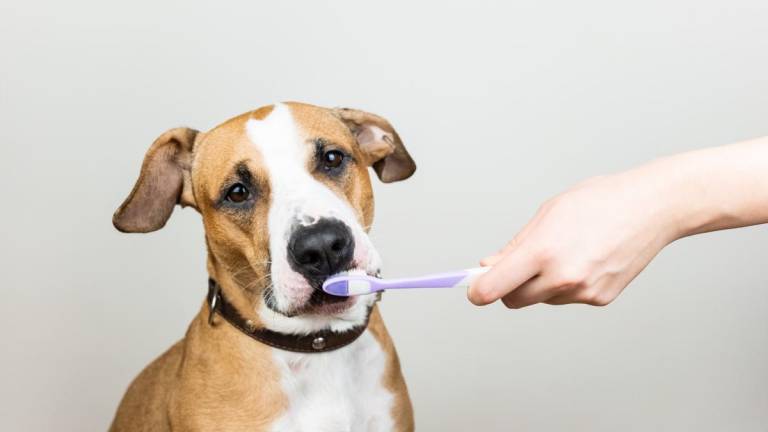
[206,279,374,353]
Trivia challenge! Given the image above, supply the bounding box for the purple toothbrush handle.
[379,267,488,291]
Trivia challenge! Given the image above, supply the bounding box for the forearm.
[629,136,768,241]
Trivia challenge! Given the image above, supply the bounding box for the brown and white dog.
[110,102,415,431]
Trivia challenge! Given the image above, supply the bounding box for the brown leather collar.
[206,279,372,353]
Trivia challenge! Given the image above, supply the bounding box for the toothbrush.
[322,267,490,297]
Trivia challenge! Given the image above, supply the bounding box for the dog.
[110,102,416,431]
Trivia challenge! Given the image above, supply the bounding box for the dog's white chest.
[269,331,394,432]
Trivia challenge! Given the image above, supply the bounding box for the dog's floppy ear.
[333,107,416,183]
[113,127,199,233]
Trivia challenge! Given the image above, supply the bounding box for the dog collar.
[206,279,373,353]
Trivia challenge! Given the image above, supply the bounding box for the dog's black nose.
[288,218,354,281]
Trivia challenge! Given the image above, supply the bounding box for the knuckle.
[534,247,556,266]
[505,237,520,249]
[538,195,566,215]
[553,267,590,290]
[538,198,555,213]
[548,193,572,209]
[591,294,613,307]
[579,288,613,307]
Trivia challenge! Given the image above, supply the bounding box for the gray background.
[2,1,767,430]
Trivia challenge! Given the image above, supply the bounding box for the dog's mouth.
[309,285,349,305]
[265,268,378,317]
[272,288,354,317]
[299,272,358,314]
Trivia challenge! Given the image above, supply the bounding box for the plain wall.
[2,1,767,430]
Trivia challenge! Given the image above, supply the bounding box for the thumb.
[468,246,539,306]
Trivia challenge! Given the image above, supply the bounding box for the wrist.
[628,146,756,242]
[615,155,704,244]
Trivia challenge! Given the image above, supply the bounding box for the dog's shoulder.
[109,340,185,432]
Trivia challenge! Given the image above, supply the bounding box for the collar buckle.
[208,279,220,325]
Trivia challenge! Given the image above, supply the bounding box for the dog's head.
[113,102,415,330]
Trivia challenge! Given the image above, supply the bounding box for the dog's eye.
[323,150,345,170]
[226,183,249,203]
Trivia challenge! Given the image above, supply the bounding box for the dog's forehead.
[286,102,354,144]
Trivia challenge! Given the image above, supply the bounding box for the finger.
[500,275,558,309]
[468,247,541,306]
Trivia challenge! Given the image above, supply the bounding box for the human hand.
[467,172,679,308]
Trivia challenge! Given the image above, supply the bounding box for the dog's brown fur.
[110,103,415,431]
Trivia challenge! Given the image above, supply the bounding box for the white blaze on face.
[245,104,381,325]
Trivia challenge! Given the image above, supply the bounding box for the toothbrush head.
[322,273,377,296]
